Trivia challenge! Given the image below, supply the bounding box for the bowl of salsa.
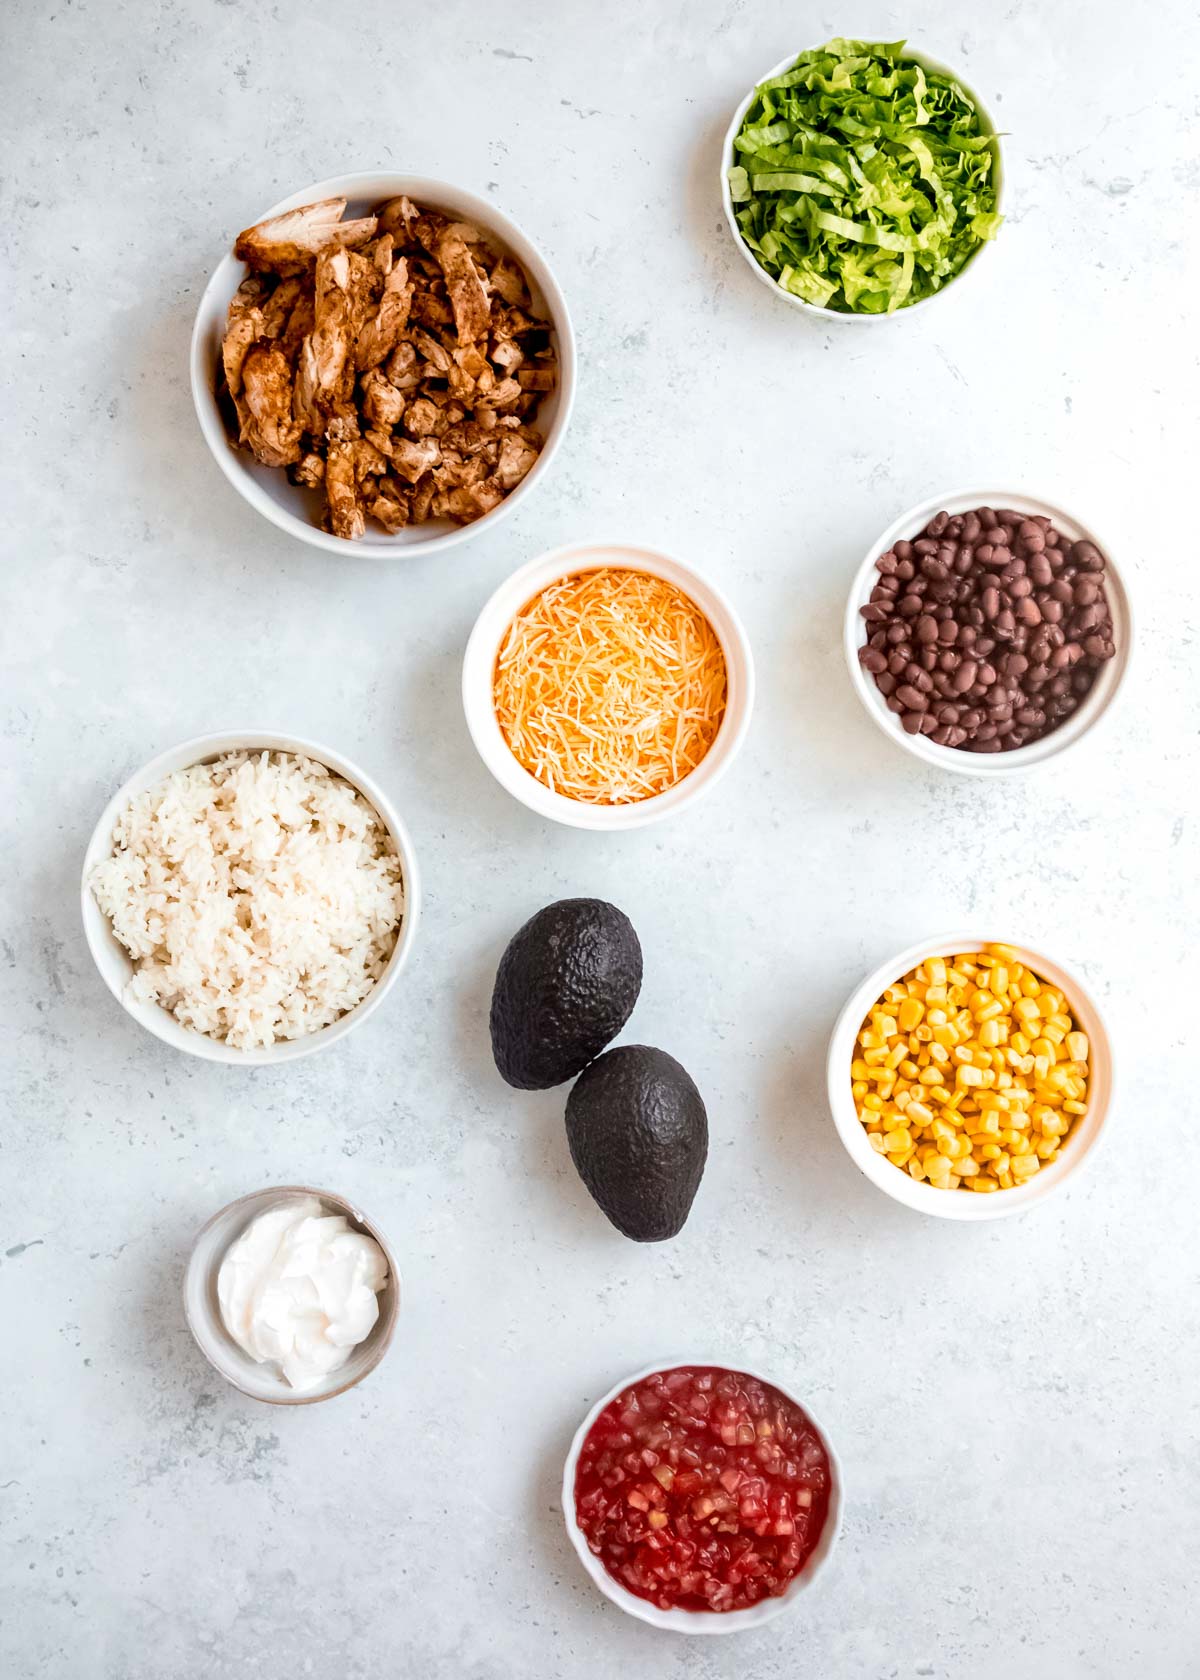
[563,1361,842,1632]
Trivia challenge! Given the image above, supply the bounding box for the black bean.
[1071,540,1105,571]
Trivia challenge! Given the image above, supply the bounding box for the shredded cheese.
[493,568,728,804]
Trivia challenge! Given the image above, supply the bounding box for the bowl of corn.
[826,936,1114,1220]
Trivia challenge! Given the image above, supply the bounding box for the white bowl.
[183,1185,400,1404]
[461,541,755,831]
[190,171,576,558]
[827,933,1115,1221]
[844,489,1132,775]
[562,1358,842,1633]
[80,730,420,1065]
[720,46,1003,321]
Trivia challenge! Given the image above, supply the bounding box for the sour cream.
[216,1195,388,1391]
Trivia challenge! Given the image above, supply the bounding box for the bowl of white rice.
[81,732,419,1064]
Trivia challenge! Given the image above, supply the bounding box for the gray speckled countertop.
[3,3,1199,1676]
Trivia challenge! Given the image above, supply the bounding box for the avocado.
[565,1045,707,1241]
[490,899,643,1090]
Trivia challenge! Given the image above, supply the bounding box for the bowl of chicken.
[190,172,576,557]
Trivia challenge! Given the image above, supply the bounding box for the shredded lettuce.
[729,39,1002,314]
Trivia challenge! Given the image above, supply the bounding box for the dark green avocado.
[565,1045,707,1241]
[490,899,643,1090]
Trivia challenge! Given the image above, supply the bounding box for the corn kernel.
[1067,1031,1089,1062]
[897,997,924,1031]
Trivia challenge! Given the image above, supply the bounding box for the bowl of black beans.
[844,491,1131,773]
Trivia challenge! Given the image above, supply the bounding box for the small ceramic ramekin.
[461,541,755,831]
[561,1358,842,1634]
[827,934,1115,1221]
[720,46,1003,321]
[183,1186,399,1404]
[190,170,576,558]
[844,489,1132,775]
[80,730,420,1065]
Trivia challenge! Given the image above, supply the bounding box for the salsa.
[573,1364,831,1613]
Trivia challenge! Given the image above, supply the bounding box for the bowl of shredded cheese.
[462,542,755,829]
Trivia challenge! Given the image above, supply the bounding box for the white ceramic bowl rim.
[461,541,756,832]
[80,730,421,1065]
[561,1357,842,1634]
[189,169,577,558]
[843,487,1133,776]
[182,1184,400,1405]
[720,45,1004,321]
[827,933,1116,1220]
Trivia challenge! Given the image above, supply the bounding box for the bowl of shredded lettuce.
[722,40,1003,318]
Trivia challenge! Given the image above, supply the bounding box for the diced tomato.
[574,1366,831,1614]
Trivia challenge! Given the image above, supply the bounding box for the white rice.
[90,751,405,1049]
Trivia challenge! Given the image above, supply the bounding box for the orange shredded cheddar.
[493,568,728,804]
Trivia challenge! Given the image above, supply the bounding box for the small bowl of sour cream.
[183,1186,400,1404]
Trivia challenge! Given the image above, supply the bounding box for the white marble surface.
[3,3,1198,1675]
